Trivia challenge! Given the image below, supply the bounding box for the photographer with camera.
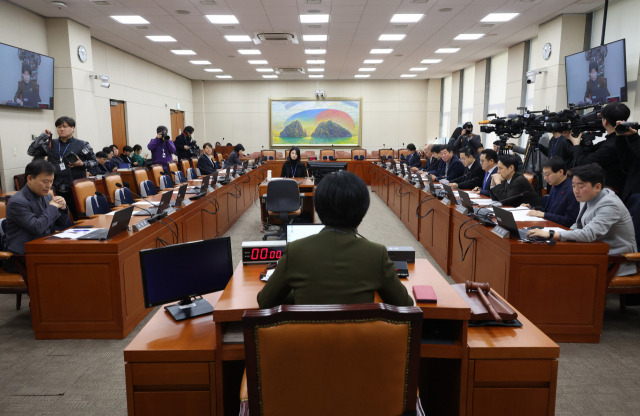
[539,120,574,166]
[175,126,195,161]
[148,125,176,172]
[452,122,483,156]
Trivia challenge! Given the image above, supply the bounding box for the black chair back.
[265,180,300,214]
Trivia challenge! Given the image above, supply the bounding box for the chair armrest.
[240,370,248,402]
[623,253,640,261]
[0,251,13,259]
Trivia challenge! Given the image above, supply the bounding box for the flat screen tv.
[0,42,54,110]
[565,39,627,106]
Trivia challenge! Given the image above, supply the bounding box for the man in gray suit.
[528,163,637,276]
[5,159,69,256]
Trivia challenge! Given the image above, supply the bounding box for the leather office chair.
[351,149,366,160]
[114,187,135,206]
[180,159,191,177]
[158,173,174,190]
[607,254,640,311]
[140,180,158,197]
[398,149,411,161]
[379,149,394,160]
[262,179,301,241]
[187,167,198,180]
[320,149,335,160]
[104,173,123,203]
[173,170,188,184]
[261,150,276,162]
[240,303,424,416]
[335,150,350,159]
[13,174,26,191]
[133,168,149,195]
[168,162,179,176]
[0,216,29,310]
[284,149,289,159]
[217,153,224,167]
[151,165,164,188]
[302,150,316,159]
[191,157,199,171]
[85,193,110,217]
[72,178,100,218]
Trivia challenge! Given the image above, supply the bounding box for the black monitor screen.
[307,161,348,183]
[140,237,233,308]
[0,42,54,109]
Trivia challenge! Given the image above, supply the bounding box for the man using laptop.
[528,163,637,276]
[257,171,413,308]
[471,149,499,197]
[448,147,484,190]
[489,154,540,207]
[5,160,69,259]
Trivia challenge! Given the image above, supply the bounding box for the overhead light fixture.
[256,68,274,72]
[238,49,261,55]
[364,59,383,64]
[306,59,325,64]
[262,75,278,79]
[224,35,252,42]
[358,68,376,72]
[435,48,460,53]
[216,75,233,79]
[421,59,442,64]
[171,49,196,55]
[354,74,370,78]
[111,15,149,24]
[379,34,406,41]
[300,14,329,23]
[190,60,212,65]
[204,68,223,72]
[390,14,424,23]
[370,49,393,54]
[410,67,428,71]
[309,74,324,78]
[248,60,268,64]
[303,35,328,41]
[205,15,239,24]
[305,49,326,54]
[455,34,485,40]
[481,13,519,23]
[146,36,177,42]
[307,68,324,72]
[401,74,417,78]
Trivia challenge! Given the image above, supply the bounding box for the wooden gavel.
[465,281,502,322]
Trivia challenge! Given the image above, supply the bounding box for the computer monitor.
[286,224,325,243]
[140,237,233,321]
[306,161,347,184]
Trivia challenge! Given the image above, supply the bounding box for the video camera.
[188,140,200,158]
[544,104,605,147]
[479,109,548,143]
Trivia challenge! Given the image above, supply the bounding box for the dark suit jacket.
[257,227,414,308]
[540,135,573,164]
[197,153,218,175]
[5,186,68,254]
[405,152,421,168]
[452,134,482,155]
[479,166,497,196]
[429,156,465,181]
[174,133,193,161]
[490,173,540,207]
[538,177,579,228]
[571,133,625,193]
[420,156,439,172]
[615,132,640,202]
[280,160,307,178]
[451,159,483,189]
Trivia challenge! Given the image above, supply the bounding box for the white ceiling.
[11,0,604,81]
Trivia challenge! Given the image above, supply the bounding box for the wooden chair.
[379,148,394,160]
[351,149,366,160]
[370,150,379,159]
[607,254,640,311]
[240,303,423,416]
[0,254,28,310]
[13,174,26,191]
[335,150,350,159]
[284,149,290,159]
[71,178,98,218]
[151,165,164,188]
[217,153,224,167]
[319,149,335,161]
[301,150,316,160]
[261,150,276,161]
[191,157,199,171]
[398,149,411,161]
[180,159,191,176]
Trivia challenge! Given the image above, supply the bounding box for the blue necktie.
[483,171,491,190]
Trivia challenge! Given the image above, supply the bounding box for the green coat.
[257,227,414,308]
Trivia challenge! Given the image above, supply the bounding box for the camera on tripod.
[188,140,200,158]
[544,104,605,147]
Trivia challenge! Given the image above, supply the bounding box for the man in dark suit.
[404,143,421,168]
[452,122,483,156]
[257,171,413,308]
[428,144,465,182]
[523,157,579,227]
[490,154,540,206]
[5,160,69,256]
[449,147,484,190]
[472,149,499,197]
[197,142,219,175]
[412,144,441,173]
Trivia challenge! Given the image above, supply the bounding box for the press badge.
[59,162,66,170]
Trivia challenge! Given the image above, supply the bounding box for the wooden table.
[258,177,316,224]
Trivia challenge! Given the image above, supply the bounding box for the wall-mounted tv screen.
[0,42,54,110]
[565,39,627,106]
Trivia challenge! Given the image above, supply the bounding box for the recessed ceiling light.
[305,49,326,54]
[455,34,485,40]
[309,74,324,78]
[439,8,453,12]
[205,15,239,24]
[370,49,393,54]
[435,48,460,53]
[358,68,376,72]
[262,75,278,79]
[481,13,519,22]
[256,68,274,72]
[171,49,196,55]
[300,14,329,23]
[363,59,383,64]
[379,34,406,41]
[303,35,328,41]
[306,59,325,64]
[204,68,223,72]
[146,36,177,42]
[307,68,324,72]
[248,60,268,64]
[216,75,233,79]
[190,60,212,65]
[410,67,428,71]
[354,74,370,78]
[421,59,442,64]
[175,10,190,15]
[238,49,261,55]
[401,74,417,78]
[390,14,424,23]
[110,15,149,24]
[224,35,252,42]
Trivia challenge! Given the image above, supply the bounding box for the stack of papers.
[51,228,106,239]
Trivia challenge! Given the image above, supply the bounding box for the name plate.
[133,219,151,232]
[441,197,451,206]
[491,225,510,239]
[456,205,469,215]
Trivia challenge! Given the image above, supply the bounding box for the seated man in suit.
[427,144,465,182]
[197,142,219,175]
[89,151,114,176]
[257,171,413,308]
[489,154,540,206]
[528,163,637,276]
[449,147,484,190]
[404,143,421,168]
[5,160,69,257]
[523,157,579,228]
[472,149,499,197]
[411,144,441,173]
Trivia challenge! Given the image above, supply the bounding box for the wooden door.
[110,100,127,149]
[170,110,184,141]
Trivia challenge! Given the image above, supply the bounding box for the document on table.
[133,201,159,206]
[511,210,546,222]
[470,199,496,206]
[260,269,275,282]
[51,228,105,239]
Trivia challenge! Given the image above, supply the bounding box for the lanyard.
[291,164,297,177]
[58,139,71,161]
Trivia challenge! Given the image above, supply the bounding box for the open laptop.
[492,206,530,240]
[425,175,446,198]
[169,184,188,207]
[441,183,459,205]
[186,174,210,194]
[78,206,134,240]
[286,224,325,243]
[458,190,481,214]
[133,190,173,216]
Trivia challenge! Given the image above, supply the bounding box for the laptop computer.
[492,206,529,240]
[441,183,459,205]
[286,224,325,243]
[78,206,134,240]
[170,184,187,207]
[133,190,173,216]
[186,174,210,194]
[425,175,446,198]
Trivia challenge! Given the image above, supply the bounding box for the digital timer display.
[242,241,286,264]
[249,247,283,261]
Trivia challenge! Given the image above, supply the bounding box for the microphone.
[115,183,159,218]
[492,192,525,207]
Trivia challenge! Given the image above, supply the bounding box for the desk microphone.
[115,183,162,219]
[493,192,525,207]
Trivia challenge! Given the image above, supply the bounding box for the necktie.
[483,171,490,190]
[445,162,449,177]
[576,203,587,228]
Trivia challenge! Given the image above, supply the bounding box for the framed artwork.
[269,98,362,147]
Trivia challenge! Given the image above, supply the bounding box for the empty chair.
[261,150,276,161]
[0,217,29,310]
[104,172,124,203]
[72,178,100,218]
[158,173,174,190]
[133,167,149,196]
[263,179,301,241]
[320,149,335,160]
[187,167,198,180]
[150,165,164,188]
[114,186,135,206]
[173,170,188,184]
[168,162,179,177]
[351,149,366,160]
[302,150,316,159]
[336,150,350,159]
[85,192,110,217]
[139,180,158,197]
[180,159,191,177]
[608,253,640,311]
[379,148,394,160]
[398,149,411,160]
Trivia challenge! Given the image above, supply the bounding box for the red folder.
[412,285,437,303]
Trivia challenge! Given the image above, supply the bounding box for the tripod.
[522,132,545,198]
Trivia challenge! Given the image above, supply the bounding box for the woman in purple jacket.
[148,125,176,172]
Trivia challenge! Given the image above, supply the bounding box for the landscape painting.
[270,99,362,147]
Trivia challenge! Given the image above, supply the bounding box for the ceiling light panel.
[390,14,424,23]
[204,68,223,72]
[421,59,442,64]
[454,34,485,40]
[216,75,233,79]
[248,60,268,64]
[224,35,252,42]
[306,59,325,64]
[309,74,324,78]
[481,13,519,22]
[401,74,417,78]
[305,49,326,54]
[410,67,428,71]
[363,59,383,64]
[300,14,329,23]
[256,68,274,72]
[435,48,460,53]
[358,68,376,72]
[238,49,261,55]
[379,34,406,41]
[205,15,239,24]
[262,75,278,79]
[307,68,324,72]
[146,36,177,42]
[370,49,393,54]
[171,50,196,55]
[111,15,149,24]
[303,35,328,41]
[354,74,370,78]
[190,60,212,65]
